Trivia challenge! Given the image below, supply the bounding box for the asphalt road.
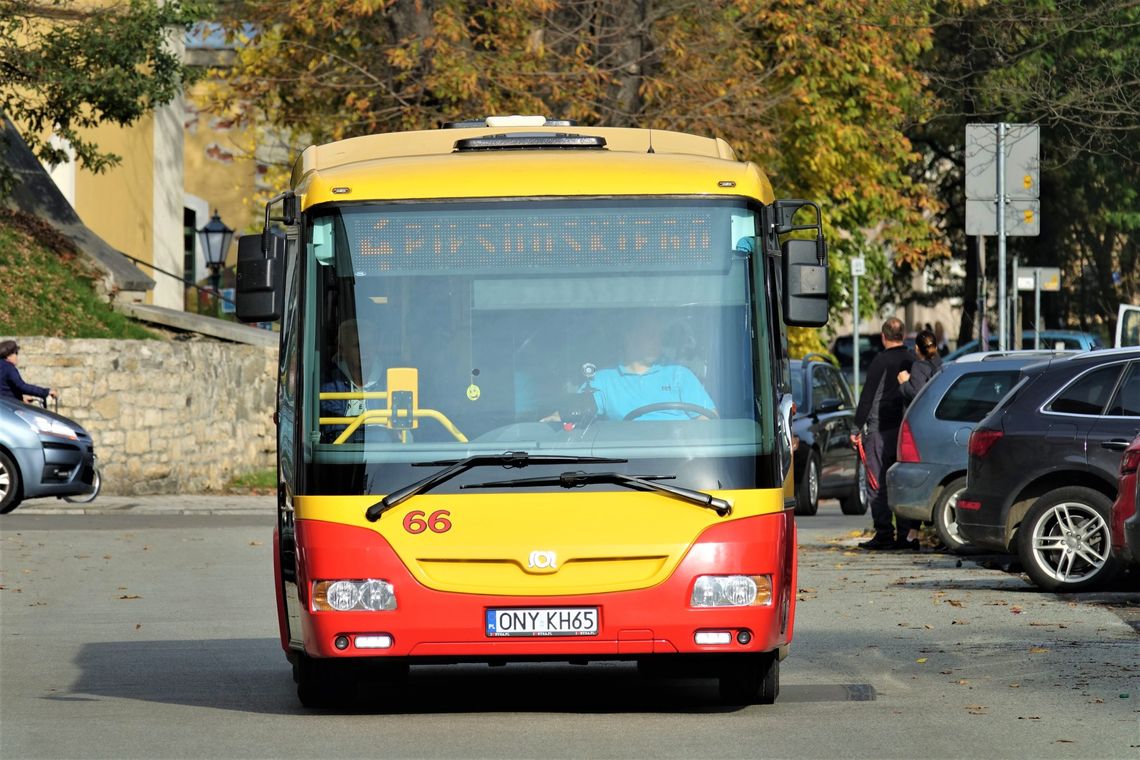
[1,498,1137,759]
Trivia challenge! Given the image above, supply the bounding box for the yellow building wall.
[73,116,156,291]
[184,82,264,261]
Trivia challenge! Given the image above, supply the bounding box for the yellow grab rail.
[319,408,468,444]
[317,366,467,444]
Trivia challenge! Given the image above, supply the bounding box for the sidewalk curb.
[9,494,276,516]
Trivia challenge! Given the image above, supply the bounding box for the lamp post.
[196,210,234,317]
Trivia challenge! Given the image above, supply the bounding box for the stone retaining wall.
[8,338,277,495]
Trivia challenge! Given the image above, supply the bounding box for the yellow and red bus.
[236,116,829,707]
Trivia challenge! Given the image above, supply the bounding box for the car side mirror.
[816,398,843,414]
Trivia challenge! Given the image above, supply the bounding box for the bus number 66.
[403,509,452,534]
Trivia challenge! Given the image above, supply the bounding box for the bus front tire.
[294,654,349,709]
[718,653,779,705]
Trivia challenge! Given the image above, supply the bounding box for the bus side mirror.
[236,233,284,323]
[782,238,828,327]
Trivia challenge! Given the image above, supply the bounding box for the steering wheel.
[622,402,719,421]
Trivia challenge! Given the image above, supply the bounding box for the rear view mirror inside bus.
[782,238,828,327]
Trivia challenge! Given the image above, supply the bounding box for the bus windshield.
[301,198,776,492]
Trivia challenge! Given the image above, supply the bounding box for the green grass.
[226,468,277,493]
[0,210,157,339]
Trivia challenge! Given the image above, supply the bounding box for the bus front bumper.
[287,512,796,662]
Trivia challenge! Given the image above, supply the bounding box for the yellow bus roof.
[293,125,775,208]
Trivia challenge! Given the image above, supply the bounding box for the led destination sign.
[337,203,734,275]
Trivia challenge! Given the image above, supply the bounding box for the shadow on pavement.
[64,638,875,715]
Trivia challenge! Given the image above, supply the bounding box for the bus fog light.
[334,635,350,650]
[690,575,771,607]
[354,635,393,649]
[312,580,398,612]
[694,630,732,645]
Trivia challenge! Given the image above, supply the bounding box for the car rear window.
[934,371,1022,422]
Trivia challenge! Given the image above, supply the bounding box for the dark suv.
[887,351,1069,553]
[790,355,865,516]
[958,349,1140,591]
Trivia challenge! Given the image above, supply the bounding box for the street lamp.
[196,210,234,317]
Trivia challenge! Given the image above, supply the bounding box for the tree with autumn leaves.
[208,0,944,343]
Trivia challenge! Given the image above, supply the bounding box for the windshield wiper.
[365,452,626,521]
[460,470,732,517]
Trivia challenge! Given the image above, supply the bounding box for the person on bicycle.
[0,340,57,404]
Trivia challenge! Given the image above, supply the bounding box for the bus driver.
[583,314,717,421]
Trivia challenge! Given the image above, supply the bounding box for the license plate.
[485,607,599,637]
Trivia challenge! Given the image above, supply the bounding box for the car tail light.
[968,428,1003,459]
[897,420,921,463]
[1120,447,1140,475]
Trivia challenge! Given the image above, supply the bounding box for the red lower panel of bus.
[281,512,796,660]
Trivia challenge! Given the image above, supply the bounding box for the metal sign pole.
[997,122,1008,351]
[978,234,986,341]
[1034,268,1042,350]
[1012,256,1019,349]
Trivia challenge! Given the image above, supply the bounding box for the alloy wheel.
[1029,501,1111,584]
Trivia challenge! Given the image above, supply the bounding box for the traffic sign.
[965,123,1040,200]
[1016,267,1060,292]
[965,199,1040,236]
[850,257,865,277]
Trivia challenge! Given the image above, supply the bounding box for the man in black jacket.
[850,318,914,550]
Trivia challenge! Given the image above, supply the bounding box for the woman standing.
[893,329,941,550]
[898,329,941,403]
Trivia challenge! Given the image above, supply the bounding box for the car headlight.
[690,575,772,607]
[312,579,396,612]
[14,410,78,440]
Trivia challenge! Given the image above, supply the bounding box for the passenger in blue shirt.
[584,316,716,421]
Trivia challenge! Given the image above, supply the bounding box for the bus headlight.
[312,579,397,611]
[690,575,772,607]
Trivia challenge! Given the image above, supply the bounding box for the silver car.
[886,351,1070,552]
[0,397,97,514]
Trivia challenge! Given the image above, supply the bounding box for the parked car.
[830,332,918,388]
[886,351,1071,553]
[790,355,865,516]
[828,332,883,387]
[957,348,1140,591]
[0,397,97,514]
[944,330,1102,362]
[1111,433,1140,568]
